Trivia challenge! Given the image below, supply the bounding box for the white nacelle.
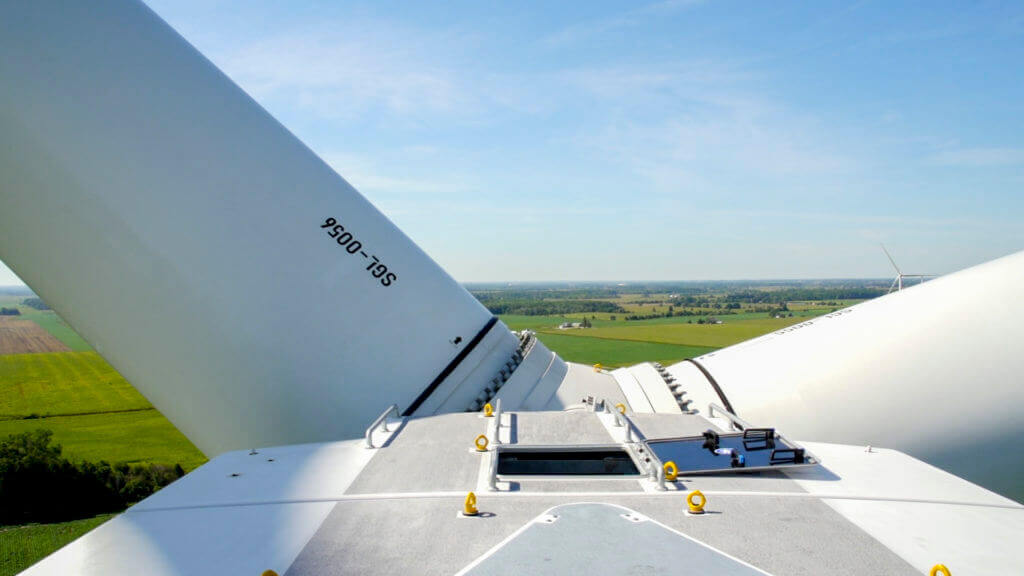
[0,1,518,456]
[670,250,1024,500]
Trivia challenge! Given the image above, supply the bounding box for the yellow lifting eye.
[930,565,951,576]
[593,363,603,372]
[687,490,706,514]
[464,491,479,516]
[474,434,489,452]
[663,461,678,482]
[483,403,494,417]
[262,571,279,576]
[615,403,626,414]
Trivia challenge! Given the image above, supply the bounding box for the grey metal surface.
[625,495,918,576]
[285,497,568,576]
[345,413,485,494]
[544,363,630,410]
[632,412,726,439]
[327,409,916,575]
[285,493,918,576]
[512,410,612,445]
[465,502,767,575]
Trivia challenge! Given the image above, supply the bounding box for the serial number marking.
[319,217,397,287]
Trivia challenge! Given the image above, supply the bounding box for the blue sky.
[3,0,1023,284]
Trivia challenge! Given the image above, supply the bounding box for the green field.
[545,315,811,349]
[0,410,205,470]
[500,305,835,368]
[0,296,206,471]
[533,332,716,368]
[0,351,205,470]
[0,515,113,576]
[0,352,150,418]
[16,311,91,351]
[0,296,91,351]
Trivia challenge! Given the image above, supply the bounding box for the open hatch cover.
[645,417,819,475]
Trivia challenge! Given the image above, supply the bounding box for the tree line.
[0,430,184,524]
[477,298,625,316]
[20,298,49,310]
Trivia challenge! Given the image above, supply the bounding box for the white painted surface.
[545,362,628,410]
[670,250,1024,498]
[823,500,1024,576]
[414,320,520,415]
[492,338,557,409]
[23,438,374,575]
[626,363,682,413]
[664,361,724,417]
[522,353,570,410]
[786,440,1019,504]
[611,368,655,413]
[21,502,336,576]
[788,442,1020,507]
[787,442,1024,576]
[0,0,516,456]
[134,439,376,511]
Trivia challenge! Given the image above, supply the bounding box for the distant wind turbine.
[881,244,934,293]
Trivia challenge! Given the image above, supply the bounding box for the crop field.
[545,315,811,349]
[0,514,113,576]
[0,352,149,418]
[0,351,205,470]
[16,312,91,351]
[0,297,91,351]
[533,332,716,368]
[0,410,205,470]
[0,318,69,355]
[501,311,830,367]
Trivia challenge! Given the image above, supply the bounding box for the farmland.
[0,351,205,470]
[0,352,149,418]
[0,296,207,474]
[531,332,716,368]
[550,316,811,349]
[488,281,884,366]
[0,318,68,355]
[0,514,113,576]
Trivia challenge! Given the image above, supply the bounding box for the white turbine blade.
[881,243,902,274]
[0,0,520,456]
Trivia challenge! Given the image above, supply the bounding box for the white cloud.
[216,21,474,120]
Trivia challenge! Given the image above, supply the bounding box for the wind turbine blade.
[889,276,899,293]
[881,244,902,274]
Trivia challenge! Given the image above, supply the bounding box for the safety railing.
[707,402,754,431]
[707,403,820,467]
[490,398,503,445]
[606,402,639,444]
[487,446,499,491]
[365,403,400,448]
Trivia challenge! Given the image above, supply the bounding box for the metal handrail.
[365,403,400,448]
[487,446,499,491]
[707,402,820,466]
[707,402,755,431]
[491,398,503,445]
